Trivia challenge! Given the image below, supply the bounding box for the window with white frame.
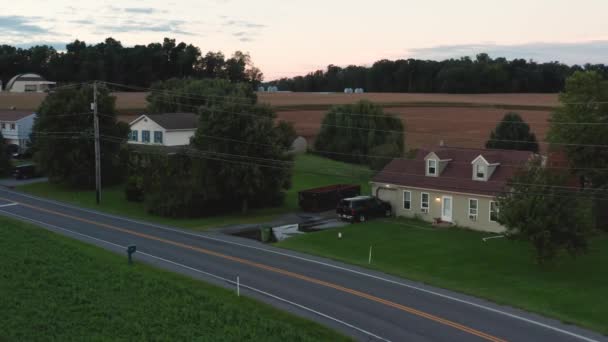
[490,201,499,222]
[10,123,15,130]
[468,199,478,221]
[427,159,437,176]
[475,164,486,180]
[403,191,411,210]
[421,193,429,213]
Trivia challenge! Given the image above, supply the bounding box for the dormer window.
[427,159,437,176]
[475,164,486,180]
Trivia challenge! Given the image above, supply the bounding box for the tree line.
[268,53,608,93]
[0,38,263,89]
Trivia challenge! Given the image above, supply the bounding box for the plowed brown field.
[259,92,559,108]
[1,91,556,151]
[277,106,552,152]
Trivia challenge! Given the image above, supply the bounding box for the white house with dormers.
[128,113,197,147]
[371,147,534,232]
[0,109,36,151]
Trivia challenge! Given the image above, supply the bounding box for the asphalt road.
[0,188,605,342]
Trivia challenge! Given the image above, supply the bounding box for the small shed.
[290,136,308,154]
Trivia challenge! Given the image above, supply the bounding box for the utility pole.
[92,81,101,204]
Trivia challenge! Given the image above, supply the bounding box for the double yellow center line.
[4,197,507,342]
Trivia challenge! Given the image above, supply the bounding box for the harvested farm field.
[1,91,559,111]
[259,92,559,109]
[1,91,556,152]
[277,107,552,152]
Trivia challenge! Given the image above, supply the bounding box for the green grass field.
[277,218,608,335]
[0,216,350,341]
[18,154,371,231]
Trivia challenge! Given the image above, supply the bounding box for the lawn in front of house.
[0,216,350,341]
[17,154,371,231]
[276,218,608,335]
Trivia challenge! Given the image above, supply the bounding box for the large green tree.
[0,132,11,176]
[548,71,608,229]
[485,112,539,152]
[191,101,294,213]
[314,100,404,169]
[131,79,294,216]
[548,71,608,187]
[497,157,593,263]
[33,85,129,188]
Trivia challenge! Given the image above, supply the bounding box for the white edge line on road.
[1,189,601,342]
[0,208,390,342]
[0,202,18,208]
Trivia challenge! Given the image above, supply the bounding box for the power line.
[116,96,608,148]
[99,135,608,194]
[100,136,608,200]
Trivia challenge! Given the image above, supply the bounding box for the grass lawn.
[17,154,371,231]
[276,218,608,335]
[0,216,350,341]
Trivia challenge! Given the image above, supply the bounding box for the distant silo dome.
[5,73,56,93]
[258,86,266,92]
[354,88,365,94]
[344,88,354,94]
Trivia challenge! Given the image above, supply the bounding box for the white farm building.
[128,113,198,147]
[4,73,56,93]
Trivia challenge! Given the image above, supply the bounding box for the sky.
[2,0,608,80]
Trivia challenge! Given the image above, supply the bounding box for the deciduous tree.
[485,112,539,152]
[33,85,129,188]
[0,132,11,176]
[548,71,608,229]
[314,100,404,168]
[497,157,593,263]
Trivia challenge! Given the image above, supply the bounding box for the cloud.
[11,41,68,51]
[123,7,158,14]
[223,19,266,29]
[407,41,608,65]
[98,19,193,35]
[0,16,47,36]
[223,18,265,42]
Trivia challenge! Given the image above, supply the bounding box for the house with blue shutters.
[128,113,198,147]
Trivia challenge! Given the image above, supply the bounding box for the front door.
[441,196,453,222]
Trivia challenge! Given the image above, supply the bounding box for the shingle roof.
[0,110,35,121]
[373,147,534,196]
[138,113,198,130]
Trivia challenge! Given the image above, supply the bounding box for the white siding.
[128,118,166,145]
[165,130,196,146]
[372,182,506,233]
[128,116,195,146]
[0,113,35,150]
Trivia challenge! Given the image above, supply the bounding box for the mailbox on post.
[127,245,137,265]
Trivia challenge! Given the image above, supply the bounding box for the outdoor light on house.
[435,197,441,202]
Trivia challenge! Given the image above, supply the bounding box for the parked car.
[12,164,37,180]
[336,196,392,223]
